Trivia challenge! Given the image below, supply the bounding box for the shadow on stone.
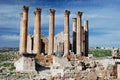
[35,62,50,71]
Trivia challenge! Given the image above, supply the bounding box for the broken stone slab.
[76,66,82,71]
[52,56,72,67]
[96,58,115,69]
[87,61,97,68]
[51,56,72,77]
[87,71,97,80]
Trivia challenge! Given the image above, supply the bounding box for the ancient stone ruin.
[18,6,89,56]
[14,6,120,80]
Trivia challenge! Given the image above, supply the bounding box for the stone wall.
[54,32,64,54]
[27,34,48,54]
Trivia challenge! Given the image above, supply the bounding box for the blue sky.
[0,0,120,48]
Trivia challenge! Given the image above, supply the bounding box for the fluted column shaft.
[72,18,77,54]
[64,10,70,56]
[84,20,89,56]
[76,12,83,56]
[19,6,29,55]
[48,9,55,55]
[33,8,41,54]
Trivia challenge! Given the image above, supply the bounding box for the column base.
[14,54,36,72]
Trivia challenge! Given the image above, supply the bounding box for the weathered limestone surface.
[96,58,115,69]
[51,56,72,76]
[48,9,55,55]
[19,6,29,55]
[52,56,72,67]
[72,18,77,54]
[64,10,70,56]
[14,54,36,71]
[76,12,82,55]
[33,8,41,54]
[84,20,89,56]
[87,71,97,80]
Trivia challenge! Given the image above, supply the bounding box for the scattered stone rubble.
[1,53,120,80]
[17,55,118,80]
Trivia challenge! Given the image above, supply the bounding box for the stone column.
[76,12,83,56]
[64,10,70,56]
[84,20,89,56]
[48,9,55,55]
[82,26,85,55]
[19,6,29,55]
[33,8,41,54]
[72,18,77,54]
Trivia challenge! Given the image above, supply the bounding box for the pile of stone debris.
[1,55,120,80]
[31,55,119,80]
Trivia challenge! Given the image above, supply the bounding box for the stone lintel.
[23,5,29,12]
[49,9,56,15]
[64,10,70,15]
[76,11,83,16]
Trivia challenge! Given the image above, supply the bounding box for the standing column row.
[19,6,29,55]
[72,13,89,57]
[19,6,89,56]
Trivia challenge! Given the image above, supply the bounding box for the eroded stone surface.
[14,55,36,71]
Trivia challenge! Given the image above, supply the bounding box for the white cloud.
[89,30,120,48]
[0,35,19,41]
[84,14,111,19]
[0,4,21,29]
